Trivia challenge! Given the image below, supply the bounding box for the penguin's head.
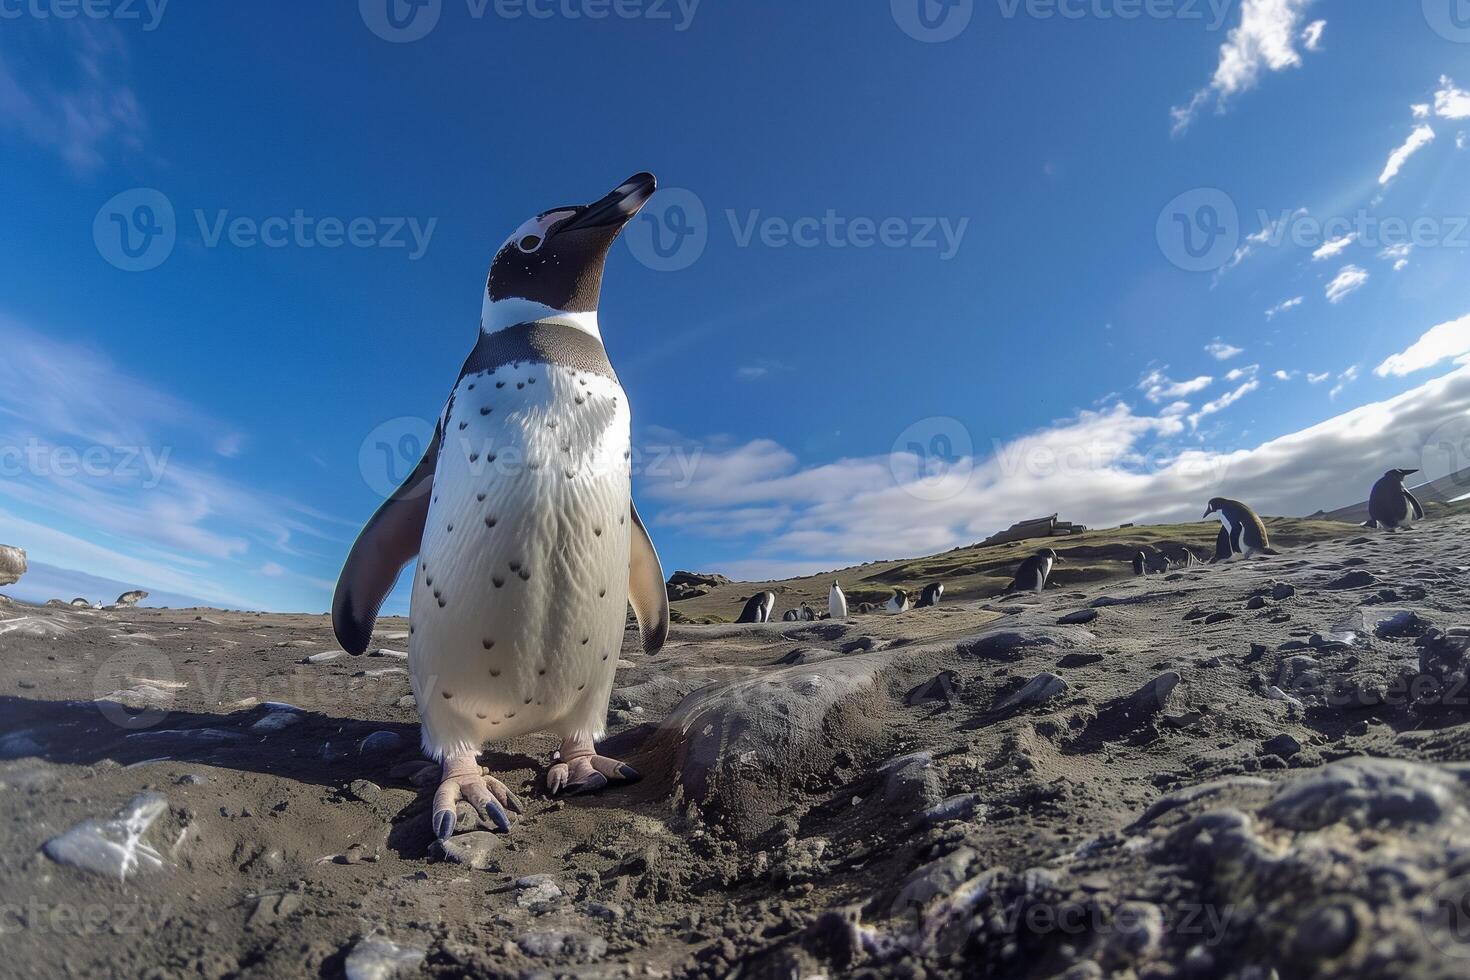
[484,172,656,322]
[1203,497,1227,518]
[1386,468,1419,483]
[1038,548,1062,563]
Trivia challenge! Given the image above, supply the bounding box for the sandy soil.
[4,517,1470,978]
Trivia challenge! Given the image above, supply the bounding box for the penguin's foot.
[431,751,523,840]
[546,737,641,796]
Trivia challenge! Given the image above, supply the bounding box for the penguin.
[1203,498,1280,559]
[828,581,848,620]
[885,588,911,614]
[916,582,944,608]
[1006,549,1062,594]
[1365,468,1425,530]
[332,174,670,840]
[737,591,775,624]
[799,602,816,622]
[782,609,800,622]
[1209,527,1233,564]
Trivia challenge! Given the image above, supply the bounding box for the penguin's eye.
[517,235,543,253]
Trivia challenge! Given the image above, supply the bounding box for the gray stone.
[0,545,25,587]
[516,930,607,962]
[42,793,169,879]
[113,590,149,607]
[993,672,1069,713]
[433,831,502,870]
[348,779,382,803]
[343,937,425,980]
[1262,733,1302,759]
[962,627,1095,661]
[1262,757,1469,831]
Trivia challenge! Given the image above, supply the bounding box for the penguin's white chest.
[409,360,632,756]
[1040,557,1053,583]
[1215,512,1233,534]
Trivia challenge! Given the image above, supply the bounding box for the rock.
[1261,733,1302,759]
[585,901,624,922]
[343,937,425,980]
[1245,596,1267,610]
[358,731,405,755]
[841,636,875,654]
[113,590,149,607]
[1261,757,1468,831]
[42,793,169,879]
[1325,571,1377,590]
[348,779,382,803]
[1271,582,1297,600]
[961,626,1095,662]
[247,892,301,928]
[1058,609,1098,625]
[299,650,341,665]
[1203,611,1236,625]
[370,648,409,660]
[516,874,563,908]
[1125,671,1180,716]
[905,671,959,705]
[666,570,731,601]
[432,831,502,870]
[993,672,1069,713]
[516,930,608,962]
[0,545,26,586]
[912,793,986,829]
[69,598,90,608]
[875,752,942,814]
[250,707,305,733]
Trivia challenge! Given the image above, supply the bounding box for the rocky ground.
[4,516,1470,978]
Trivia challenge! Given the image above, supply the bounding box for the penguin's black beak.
[1399,468,1420,477]
[560,172,657,233]
[1202,507,1215,519]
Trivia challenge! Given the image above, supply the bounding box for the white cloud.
[1379,125,1436,185]
[1216,209,1304,281]
[1171,0,1323,135]
[1376,312,1470,377]
[0,20,147,175]
[1330,364,1360,399]
[1206,341,1245,360]
[1266,296,1304,319]
[649,364,1470,580]
[1459,132,1468,151]
[1300,19,1326,51]
[1225,364,1260,382]
[1307,371,1331,384]
[1412,104,1431,120]
[1379,243,1414,271]
[1139,369,1213,403]
[1273,370,1297,381]
[260,562,286,577]
[1325,265,1369,304]
[1435,76,1470,121]
[1189,369,1261,428]
[1312,233,1357,261]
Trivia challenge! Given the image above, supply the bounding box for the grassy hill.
[668,515,1369,623]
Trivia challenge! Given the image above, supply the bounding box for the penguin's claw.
[547,754,641,796]
[431,757,517,838]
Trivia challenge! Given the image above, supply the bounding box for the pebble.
[343,936,426,980]
[433,832,502,870]
[993,673,1069,713]
[348,779,382,804]
[1261,733,1302,759]
[299,650,341,665]
[516,930,608,962]
[370,648,409,660]
[43,793,169,879]
[358,731,404,755]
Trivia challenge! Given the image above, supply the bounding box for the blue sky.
[2,0,1470,612]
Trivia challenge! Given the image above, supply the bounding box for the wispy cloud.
[1206,340,1244,360]
[648,363,1470,580]
[1266,296,1304,319]
[1312,233,1356,261]
[0,20,147,175]
[1139,369,1213,403]
[1330,365,1360,399]
[1379,125,1436,185]
[1434,76,1470,121]
[1379,243,1413,271]
[1325,265,1369,304]
[1171,0,1323,136]
[1376,312,1470,377]
[1190,365,1260,428]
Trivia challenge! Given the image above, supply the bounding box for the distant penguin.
[1132,546,1168,576]
[857,602,874,614]
[1203,498,1280,559]
[799,603,816,621]
[737,592,776,624]
[1006,549,1061,594]
[885,588,911,614]
[1366,468,1425,530]
[1132,551,1148,576]
[782,609,800,622]
[916,583,944,608]
[828,581,848,620]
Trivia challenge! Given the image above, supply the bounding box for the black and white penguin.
[885,588,911,614]
[737,592,775,624]
[828,581,848,620]
[1006,549,1062,594]
[332,174,670,840]
[916,582,945,608]
[799,602,816,621]
[1203,498,1280,559]
[782,609,800,622]
[1365,468,1425,530]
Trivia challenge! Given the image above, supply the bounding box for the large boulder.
[0,545,25,587]
[666,570,732,602]
[114,590,149,608]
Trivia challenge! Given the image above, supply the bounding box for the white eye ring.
[517,234,543,254]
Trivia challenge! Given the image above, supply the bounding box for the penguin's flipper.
[1406,490,1425,521]
[1230,522,1246,556]
[1363,519,1380,529]
[332,425,441,655]
[628,501,669,655]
